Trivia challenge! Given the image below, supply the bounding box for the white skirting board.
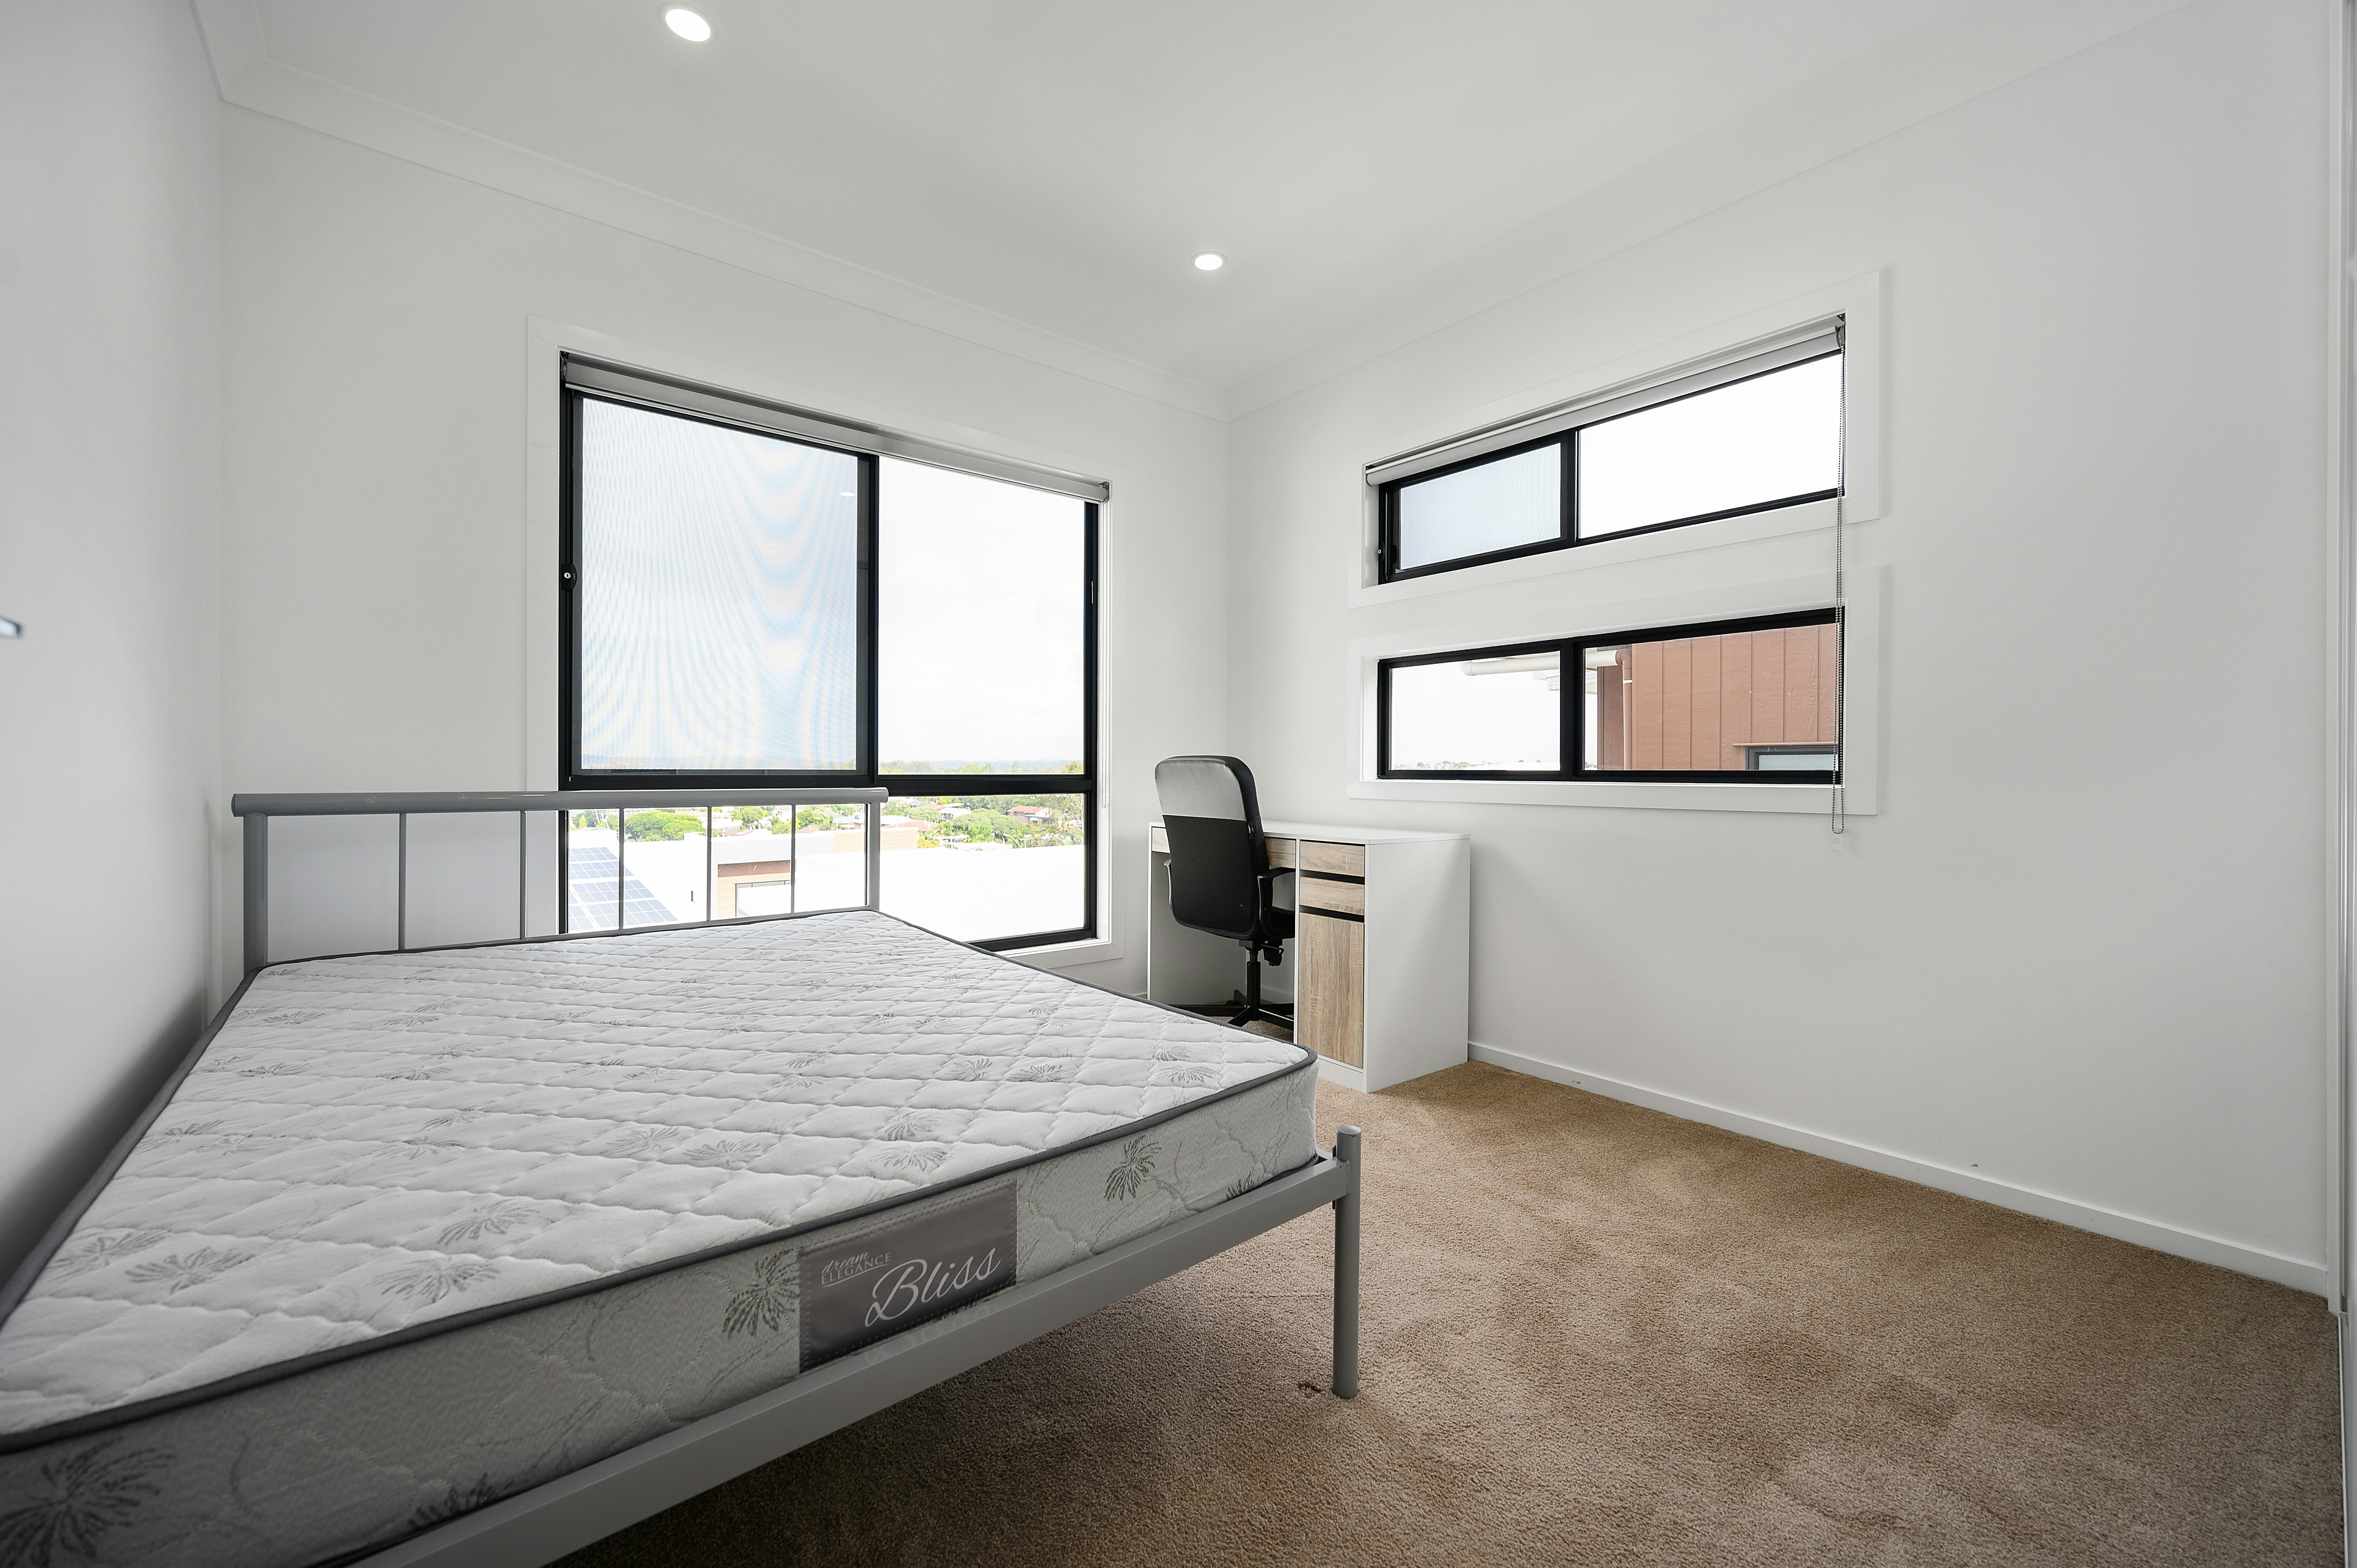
[1469,1043,2330,1298]
[1317,1056,1366,1093]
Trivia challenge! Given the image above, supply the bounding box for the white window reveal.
[1378,610,1841,786]
[1368,324,1843,583]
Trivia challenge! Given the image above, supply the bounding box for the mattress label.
[799,1177,1016,1369]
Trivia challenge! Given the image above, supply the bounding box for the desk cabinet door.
[1299,909,1365,1068]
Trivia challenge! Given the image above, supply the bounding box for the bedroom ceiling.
[226,0,2173,399]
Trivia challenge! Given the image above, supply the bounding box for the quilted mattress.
[0,911,1316,1568]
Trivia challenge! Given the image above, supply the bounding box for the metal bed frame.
[223,789,1361,1568]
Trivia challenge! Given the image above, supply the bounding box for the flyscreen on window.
[561,357,1101,950]
[1379,609,1839,783]
[1391,444,1562,575]
[575,399,861,772]
[1372,330,1843,582]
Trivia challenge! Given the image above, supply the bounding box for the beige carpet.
[558,1063,2341,1567]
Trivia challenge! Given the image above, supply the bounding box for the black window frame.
[1376,348,1843,584]
[1375,637,1571,781]
[558,377,1099,952]
[1376,608,1841,785]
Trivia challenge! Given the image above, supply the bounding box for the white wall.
[14,0,2324,1304]
[218,107,1231,998]
[0,1,224,1278]
[1228,0,2334,1286]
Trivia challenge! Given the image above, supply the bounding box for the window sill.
[1347,777,1875,815]
[1001,934,1118,968]
[1352,497,1867,608]
[1343,567,1882,818]
[1348,270,1884,611]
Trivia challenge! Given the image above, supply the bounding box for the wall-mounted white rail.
[231,789,889,975]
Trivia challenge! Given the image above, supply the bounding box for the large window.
[560,358,1099,949]
[574,399,864,773]
[1378,610,1840,784]
[1374,333,1842,582]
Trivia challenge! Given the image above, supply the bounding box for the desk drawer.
[1299,909,1365,1068]
[1300,840,1365,878]
[1297,876,1364,918]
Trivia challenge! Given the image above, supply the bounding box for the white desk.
[1147,820,1469,1092]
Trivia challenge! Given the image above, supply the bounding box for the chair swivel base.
[1183,996,1293,1025]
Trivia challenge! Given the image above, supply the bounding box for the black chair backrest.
[1155,755,1268,941]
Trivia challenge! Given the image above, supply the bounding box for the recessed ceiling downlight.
[663,7,712,41]
[1193,253,1225,271]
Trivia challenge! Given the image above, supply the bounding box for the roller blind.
[1364,321,1842,490]
[563,356,1110,506]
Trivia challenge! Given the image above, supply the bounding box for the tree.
[949,809,1017,844]
[728,805,769,830]
[623,809,702,842]
[793,806,836,831]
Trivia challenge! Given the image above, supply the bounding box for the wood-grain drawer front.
[1298,876,1365,917]
[1149,824,1169,854]
[1300,840,1365,877]
[1299,909,1365,1068]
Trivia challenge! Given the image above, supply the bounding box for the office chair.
[1154,755,1294,1032]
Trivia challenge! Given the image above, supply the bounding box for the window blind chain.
[1831,330,1848,837]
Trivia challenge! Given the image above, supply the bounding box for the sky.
[878,456,1085,769]
[578,403,1085,774]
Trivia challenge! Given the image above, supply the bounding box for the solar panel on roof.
[565,845,678,931]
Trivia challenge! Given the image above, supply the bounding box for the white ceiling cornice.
[184,0,1231,421]
[188,0,266,95]
[189,0,2196,425]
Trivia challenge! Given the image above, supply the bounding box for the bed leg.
[1332,1124,1361,1399]
[242,812,269,975]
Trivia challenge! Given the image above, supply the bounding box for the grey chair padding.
[1155,756,1252,822]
